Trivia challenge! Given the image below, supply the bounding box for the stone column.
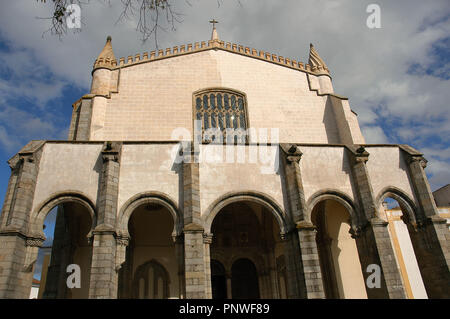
[203,233,213,299]
[279,144,325,299]
[184,227,206,298]
[226,273,232,299]
[172,234,185,299]
[182,147,209,299]
[296,222,326,299]
[347,145,406,299]
[42,205,73,299]
[89,142,122,299]
[0,141,45,299]
[89,229,120,299]
[400,145,450,298]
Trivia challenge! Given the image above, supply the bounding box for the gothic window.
[194,89,248,143]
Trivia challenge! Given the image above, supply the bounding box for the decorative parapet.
[110,39,329,77]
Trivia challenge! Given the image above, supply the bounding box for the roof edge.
[107,39,331,78]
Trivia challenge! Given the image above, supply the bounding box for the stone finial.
[308,43,329,75]
[93,36,117,70]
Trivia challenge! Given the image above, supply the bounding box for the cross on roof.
[209,19,219,28]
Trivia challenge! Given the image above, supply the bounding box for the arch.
[211,259,227,299]
[306,189,359,228]
[375,186,419,224]
[231,258,260,299]
[117,191,182,238]
[228,252,266,276]
[132,259,171,299]
[203,191,289,235]
[29,191,96,239]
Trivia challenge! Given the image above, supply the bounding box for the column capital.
[409,155,428,168]
[25,237,45,247]
[280,143,303,164]
[296,220,316,231]
[184,222,204,232]
[101,141,122,163]
[116,235,130,247]
[346,145,370,164]
[203,233,213,244]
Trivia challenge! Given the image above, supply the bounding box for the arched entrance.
[231,258,260,299]
[377,190,428,299]
[209,198,288,299]
[211,260,227,299]
[311,199,367,299]
[118,202,178,299]
[35,199,94,299]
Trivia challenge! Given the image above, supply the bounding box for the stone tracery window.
[194,89,248,143]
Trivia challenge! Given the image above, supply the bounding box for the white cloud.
[361,125,389,144]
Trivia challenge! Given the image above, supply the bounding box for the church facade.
[0,27,449,299]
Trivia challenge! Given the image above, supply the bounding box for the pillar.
[89,142,122,299]
[182,147,209,298]
[203,233,213,299]
[226,273,232,299]
[42,205,73,298]
[173,235,185,299]
[0,141,45,298]
[347,145,406,299]
[280,144,325,299]
[400,145,450,298]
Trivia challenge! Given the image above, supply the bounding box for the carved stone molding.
[116,236,130,247]
[101,141,122,163]
[203,233,213,244]
[25,237,44,247]
[280,143,303,164]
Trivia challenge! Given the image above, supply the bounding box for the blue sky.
[0,0,449,213]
